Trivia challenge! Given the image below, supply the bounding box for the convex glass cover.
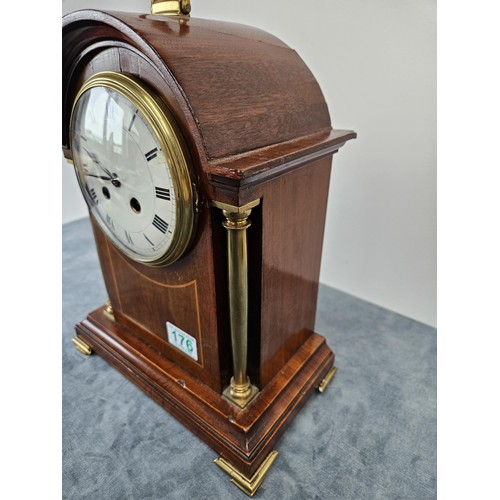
[70,72,196,266]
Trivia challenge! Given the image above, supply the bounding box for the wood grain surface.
[63,8,355,477]
[63,10,332,161]
[76,305,334,478]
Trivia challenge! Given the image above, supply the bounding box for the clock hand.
[83,147,114,177]
[85,173,113,181]
[85,172,122,187]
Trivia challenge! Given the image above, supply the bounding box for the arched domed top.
[63,10,354,192]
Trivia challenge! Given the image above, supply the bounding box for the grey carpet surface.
[63,217,436,500]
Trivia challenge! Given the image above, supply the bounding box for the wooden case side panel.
[258,156,333,386]
[91,202,224,393]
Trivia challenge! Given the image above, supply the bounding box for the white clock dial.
[70,73,196,265]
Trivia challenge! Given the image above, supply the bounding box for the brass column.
[213,199,260,408]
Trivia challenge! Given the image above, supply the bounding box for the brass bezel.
[70,71,197,267]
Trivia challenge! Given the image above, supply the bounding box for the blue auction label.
[166,322,198,361]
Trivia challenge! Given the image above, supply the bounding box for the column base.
[222,380,259,408]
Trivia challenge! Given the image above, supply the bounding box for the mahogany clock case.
[63,9,355,480]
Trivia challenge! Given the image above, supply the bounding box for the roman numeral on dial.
[125,231,133,245]
[145,148,158,162]
[88,187,97,203]
[152,214,169,234]
[144,234,155,246]
[106,214,115,230]
[155,187,171,201]
[128,110,138,131]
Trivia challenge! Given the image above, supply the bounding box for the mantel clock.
[62,1,355,495]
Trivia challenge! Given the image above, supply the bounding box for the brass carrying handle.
[151,0,191,16]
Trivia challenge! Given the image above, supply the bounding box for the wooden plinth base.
[75,305,335,488]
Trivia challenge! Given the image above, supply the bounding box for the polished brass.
[65,158,74,165]
[103,301,115,321]
[222,381,259,410]
[212,199,260,215]
[318,365,337,394]
[72,336,92,356]
[214,451,278,497]
[70,71,197,267]
[213,199,260,408]
[151,0,191,16]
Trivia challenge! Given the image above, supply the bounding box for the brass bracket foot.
[103,300,115,321]
[72,336,93,356]
[318,365,337,393]
[214,450,278,497]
